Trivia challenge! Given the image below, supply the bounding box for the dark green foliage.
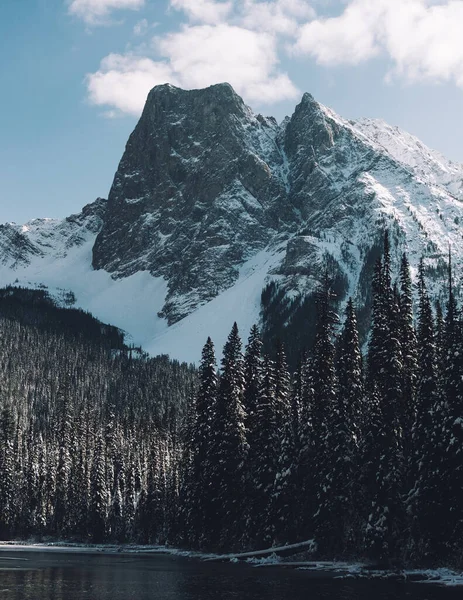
[5,243,463,568]
[209,323,248,549]
[407,258,442,562]
[260,260,348,370]
[0,287,196,542]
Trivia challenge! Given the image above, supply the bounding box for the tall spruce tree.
[311,273,339,554]
[243,325,263,449]
[190,337,218,548]
[364,233,405,560]
[332,298,364,553]
[271,343,298,545]
[210,323,248,549]
[408,257,443,561]
[248,355,277,546]
[0,406,15,538]
[399,253,418,440]
[89,434,108,543]
[440,251,463,557]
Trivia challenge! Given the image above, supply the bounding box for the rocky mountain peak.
[2,84,463,363]
[89,82,463,329]
[92,83,291,323]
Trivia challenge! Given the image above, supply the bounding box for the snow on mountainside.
[351,117,463,200]
[1,83,463,363]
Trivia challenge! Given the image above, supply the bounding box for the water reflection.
[0,551,460,600]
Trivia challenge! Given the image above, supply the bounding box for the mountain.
[1,83,462,363]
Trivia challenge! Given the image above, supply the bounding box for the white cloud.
[293,0,382,64]
[133,18,149,35]
[240,0,315,36]
[169,0,233,24]
[87,23,299,115]
[86,54,176,115]
[69,0,145,25]
[293,0,463,90]
[158,24,299,101]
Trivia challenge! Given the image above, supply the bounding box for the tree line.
[0,288,196,544]
[180,232,463,566]
[1,232,463,567]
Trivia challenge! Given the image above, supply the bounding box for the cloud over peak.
[69,0,145,24]
[82,0,463,117]
[87,22,300,116]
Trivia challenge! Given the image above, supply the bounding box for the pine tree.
[0,406,15,538]
[311,273,339,554]
[399,253,418,440]
[210,323,248,549]
[408,257,443,561]
[329,297,364,553]
[189,337,218,548]
[439,251,463,557]
[247,355,276,546]
[364,234,405,560]
[297,353,315,540]
[271,343,297,545]
[243,325,263,450]
[367,257,387,391]
[89,434,108,543]
[54,385,71,535]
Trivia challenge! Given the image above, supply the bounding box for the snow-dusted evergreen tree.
[36,439,47,532]
[408,257,443,561]
[243,325,263,449]
[109,477,124,541]
[247,355,276,546]
[439,252,463,558]
[364,234,405,560]
[54,386,71,535]
[435,300,445,373]
[328,297,364,553]
[399,253,418,439]
[311,274,340,554]
[124,454,136,541]
[0,406,15,538]
[274,341,291,434]
[188,337,218,547]
[67,429,88,535]
[271,343,298,545]
[89,434,108,543]
[210,323,248,549]
[296,353,315,539]
[367,258,388,389]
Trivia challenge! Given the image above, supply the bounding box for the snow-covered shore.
[0,541,462,586]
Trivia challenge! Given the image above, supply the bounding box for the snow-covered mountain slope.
[1,83,462,363]
[352,117,463,199]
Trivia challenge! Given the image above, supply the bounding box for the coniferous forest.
[2,232,463,568]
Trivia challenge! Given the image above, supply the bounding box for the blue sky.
[2,0,463,223]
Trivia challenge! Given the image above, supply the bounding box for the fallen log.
[203,540,316,562]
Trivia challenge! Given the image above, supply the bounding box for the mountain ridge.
[1,82,462,362]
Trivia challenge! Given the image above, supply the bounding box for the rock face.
[2,83,463,359]
[92,83,463,325]
[92,83,291,322]
[0,199,106,268]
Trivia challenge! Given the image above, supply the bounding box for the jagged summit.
[1,84,463,362]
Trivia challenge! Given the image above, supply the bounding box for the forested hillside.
[1,233,463,569]
[179,232,463,567]
[0,288,196,542]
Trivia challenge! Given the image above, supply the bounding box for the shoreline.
[0,541,462,586]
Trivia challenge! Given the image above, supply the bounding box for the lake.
[0,549,460,599]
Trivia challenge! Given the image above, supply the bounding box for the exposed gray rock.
[3,84,463,342]
[92,83,292,323]
[92,83,463,324]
